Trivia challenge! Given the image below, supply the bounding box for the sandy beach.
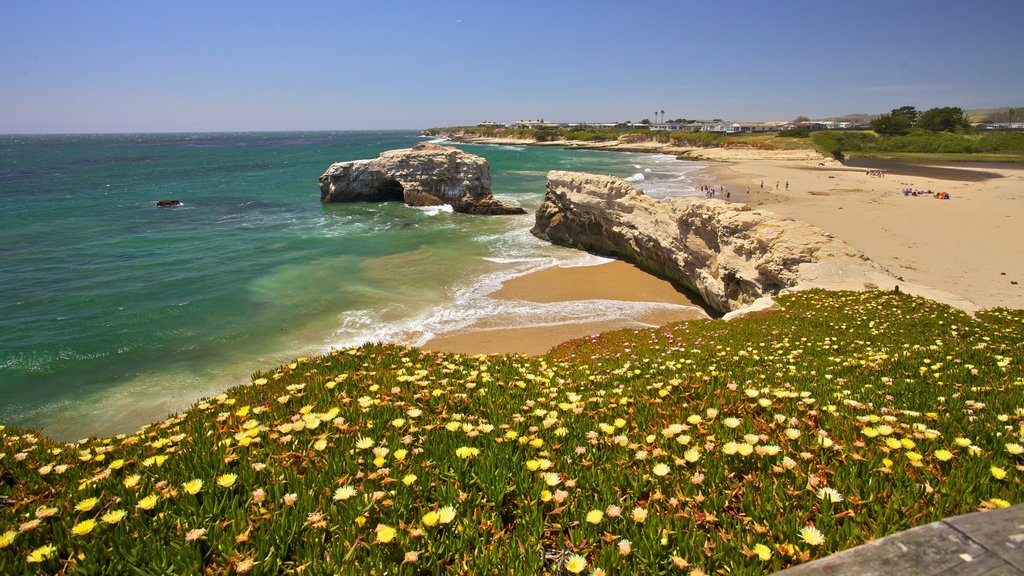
[422,260,708,356]
[424,138,1023,358]
[705,155,1024,311]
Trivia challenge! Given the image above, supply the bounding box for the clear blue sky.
[2,0,1021,133]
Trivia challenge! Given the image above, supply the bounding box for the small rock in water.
[156,199,182,207]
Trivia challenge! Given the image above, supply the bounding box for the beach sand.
[425,139,1023,358]
[422,260,707,356]
[706,156,1024,310]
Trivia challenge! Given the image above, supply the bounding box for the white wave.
[624,172,645,183]
[411,204,455,216]
[427,137,451,144]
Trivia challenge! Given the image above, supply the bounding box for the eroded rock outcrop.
[533,171,976,314]
[319,142,525,215]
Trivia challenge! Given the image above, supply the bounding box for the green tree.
[871,113,913,135]
[916,107,970,133]
[892,105,919,125]
[639,118,651,125]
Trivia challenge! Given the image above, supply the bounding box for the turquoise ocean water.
[0,131,707,439]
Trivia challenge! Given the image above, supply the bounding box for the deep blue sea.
[0,131,707,439]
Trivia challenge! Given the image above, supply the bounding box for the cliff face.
[533,171,894,313]
[319,142,525,215]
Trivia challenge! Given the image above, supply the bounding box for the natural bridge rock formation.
[319,142,525,215]
[532,171,976,315]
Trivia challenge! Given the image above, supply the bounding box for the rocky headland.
[319,142,525,215]
[532,171,977,316]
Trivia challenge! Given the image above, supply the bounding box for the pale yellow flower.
[437,506,456,524]
[101,510,127,524]
[183,479,203,495]
[799,525,825,546]
[631,507,648,523]
[333,485,357,501]
[216,473,238,488]
[75,497,99,512]
[71,519,97,536]
[585,509,603,524]
[753,543,772,561]
[422,510,439,527]
[652,463,670,477]
[26,543,56,563]
[375,523,396,543]
[565,553,587,574]
[136,494,159,510]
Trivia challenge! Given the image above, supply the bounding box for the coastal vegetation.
[811,129,1024,161]
[2,290,1022,575]
[424,123,1024,162]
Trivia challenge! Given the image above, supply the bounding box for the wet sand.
[422,260,708,356]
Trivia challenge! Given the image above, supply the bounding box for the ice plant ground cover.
[1,290,1022,575]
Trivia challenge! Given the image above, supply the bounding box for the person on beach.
[785,181,789,190]
[760,180,764,189]
[775,181,779,190]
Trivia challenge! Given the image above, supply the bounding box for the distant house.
[650,123,694,132]
[732,122,783,133]
[511,120,560,130]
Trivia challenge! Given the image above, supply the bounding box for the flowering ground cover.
[1,290,1022,575]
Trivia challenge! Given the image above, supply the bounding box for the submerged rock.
[156,199,182,207]
[318,142,525,215]
[532,171,976,314]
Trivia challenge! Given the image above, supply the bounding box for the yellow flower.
[753,543,772,561]
[375,523,396,543]
[333,485,357,501]
[991,466,1008,480]
[586,510,603,524]
[216,473,238,488]
[136,494,159,511]
[0,530,16,549]
[183,479,203,495]
[101,510,126,524]
[798,525,825,546]
[1006,443,1024,455]
[934,449,954,462]
[71,519,97,536]
[652,463,670,477]
[26,543,56,563]
[565,553,587,574]
[422,511,439,527]
[402,474,417,486]
[455,446,480,459]
[313,439,328,451]
[438,506,456,524]
[356,437,374,449]
[123,474,141,489]
[75,497,99,512]
[684,449,700,462]
[990,498,1012,508]
[394,449,408,460]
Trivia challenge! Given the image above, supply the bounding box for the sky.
[1,0,1022,133]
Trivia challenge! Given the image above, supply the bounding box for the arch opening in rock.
[374,178,405,201]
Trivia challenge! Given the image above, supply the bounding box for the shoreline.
[421,260,708,356]
[705,158,1024,310]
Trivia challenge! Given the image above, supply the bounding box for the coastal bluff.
[319,142,525,215]
[532,171,977,315]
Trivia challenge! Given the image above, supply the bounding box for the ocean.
[0,131,708,440]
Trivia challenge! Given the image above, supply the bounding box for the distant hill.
[967,107,1023,123]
